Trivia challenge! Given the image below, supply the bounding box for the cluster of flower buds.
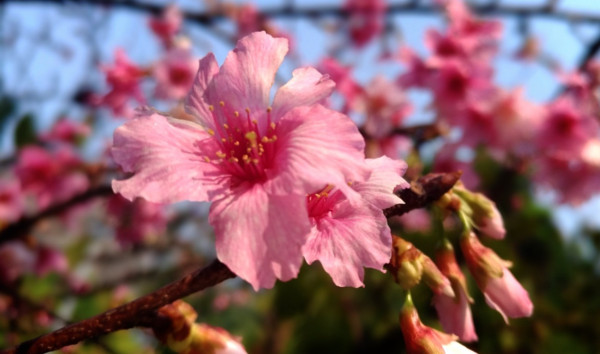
[153,300,247,354]
[390,182,532,351]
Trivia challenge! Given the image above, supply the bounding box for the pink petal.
[205,31,288,113]
[267,104,369,198]
[433,284,478,342]
[186,53,220,128]
[210,183,310,290]
[484,269,533,323]
[112,113,226,203]
[271,67,335,119]
[303,201,391,287]
[353,156,409,209]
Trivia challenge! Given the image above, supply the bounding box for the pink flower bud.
[390,236,454,297]
[400,294,477,354]
[454,186,505,239]
[433,242,477,342]
[460,233,533,322]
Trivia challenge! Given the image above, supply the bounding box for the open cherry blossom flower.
[112,31,370,290]
[303,156,408,287]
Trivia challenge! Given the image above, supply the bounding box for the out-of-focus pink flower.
[16,146,89,209]
[461,233,533,322]
[400,293,477,354]
[41,118,90,145]
[95,49,146,118]
[318,57,362,108]
[365,134,414,160]
[533,153,600,205]
[345,0,386,47]
[395,208,431,233]
[107,194,167,246]
[433,241,477,342]
[149,4,182,48]
[433,144,480,190]
[112,32,369,290]
[34,246,68,276]
[228,3,292,47]
[536,97,598,158]
[0,180,24,224]
[356,75,412,139]
[398,47,432,88]
[154,48,198,100]
[303,156,407,287]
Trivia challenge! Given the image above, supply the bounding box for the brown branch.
[1,259,235,354]
[384,171,462,218]
[0,171,461,353]
[0,185,114,246]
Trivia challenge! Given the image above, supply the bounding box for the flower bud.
[399,294,477,354]
[154,300,247,354]
[460,233,533,322]
[433,241,477,342]
[453,187,505,239]
[390,236,454,297]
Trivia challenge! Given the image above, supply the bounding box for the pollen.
[207,128,215,136]
[216,151,226,158]
[203,156,211,162]
[270,122,276,130]
[208,105,214,111]
[234,111,239,117]
[219,101,225,107]
[223,123,229,130]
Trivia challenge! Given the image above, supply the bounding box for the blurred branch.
[7,0,600,24]
[0,185,114,246]
[0,259,235,354]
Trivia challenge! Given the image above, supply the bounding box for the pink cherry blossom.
[461,233,533,322]
[149,4,182,48]
[112,32,370,290]
[95,49,146,117]
[16,146,89,210]
[106,194,168,246]
[400,294,477,354]
[344,0,386,47]
[318,57,362,109]
[355,75,412,139]
[536,97,599,158]
[41,118,90,145]
[154,48,198,100]
[303,156,408,287]
[34,246,68,276]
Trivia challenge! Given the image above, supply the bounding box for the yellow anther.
[219,101,225,107]
[271,135,278,141]
[261,136,270,143]
[221,138,227,143]
[203,156,211,162]
[252,158,260,164]
[242,154,250,161]
[228,157,239,163]
[270,122,276,130]
[245,107,250,113]
[208,105,214,111]
[216,151,226,158]
[233,141,240,146]
[223,123,229,129]
[207,128,215,136]
[247,147,252,153]
[347,181,354,186]
[252,120,258,125]
[234,111,239,117]
[267,106,272,112]
[245,131,257,145]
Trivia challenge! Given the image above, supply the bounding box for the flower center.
[202,102,278,183]
[307,184,345,219]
